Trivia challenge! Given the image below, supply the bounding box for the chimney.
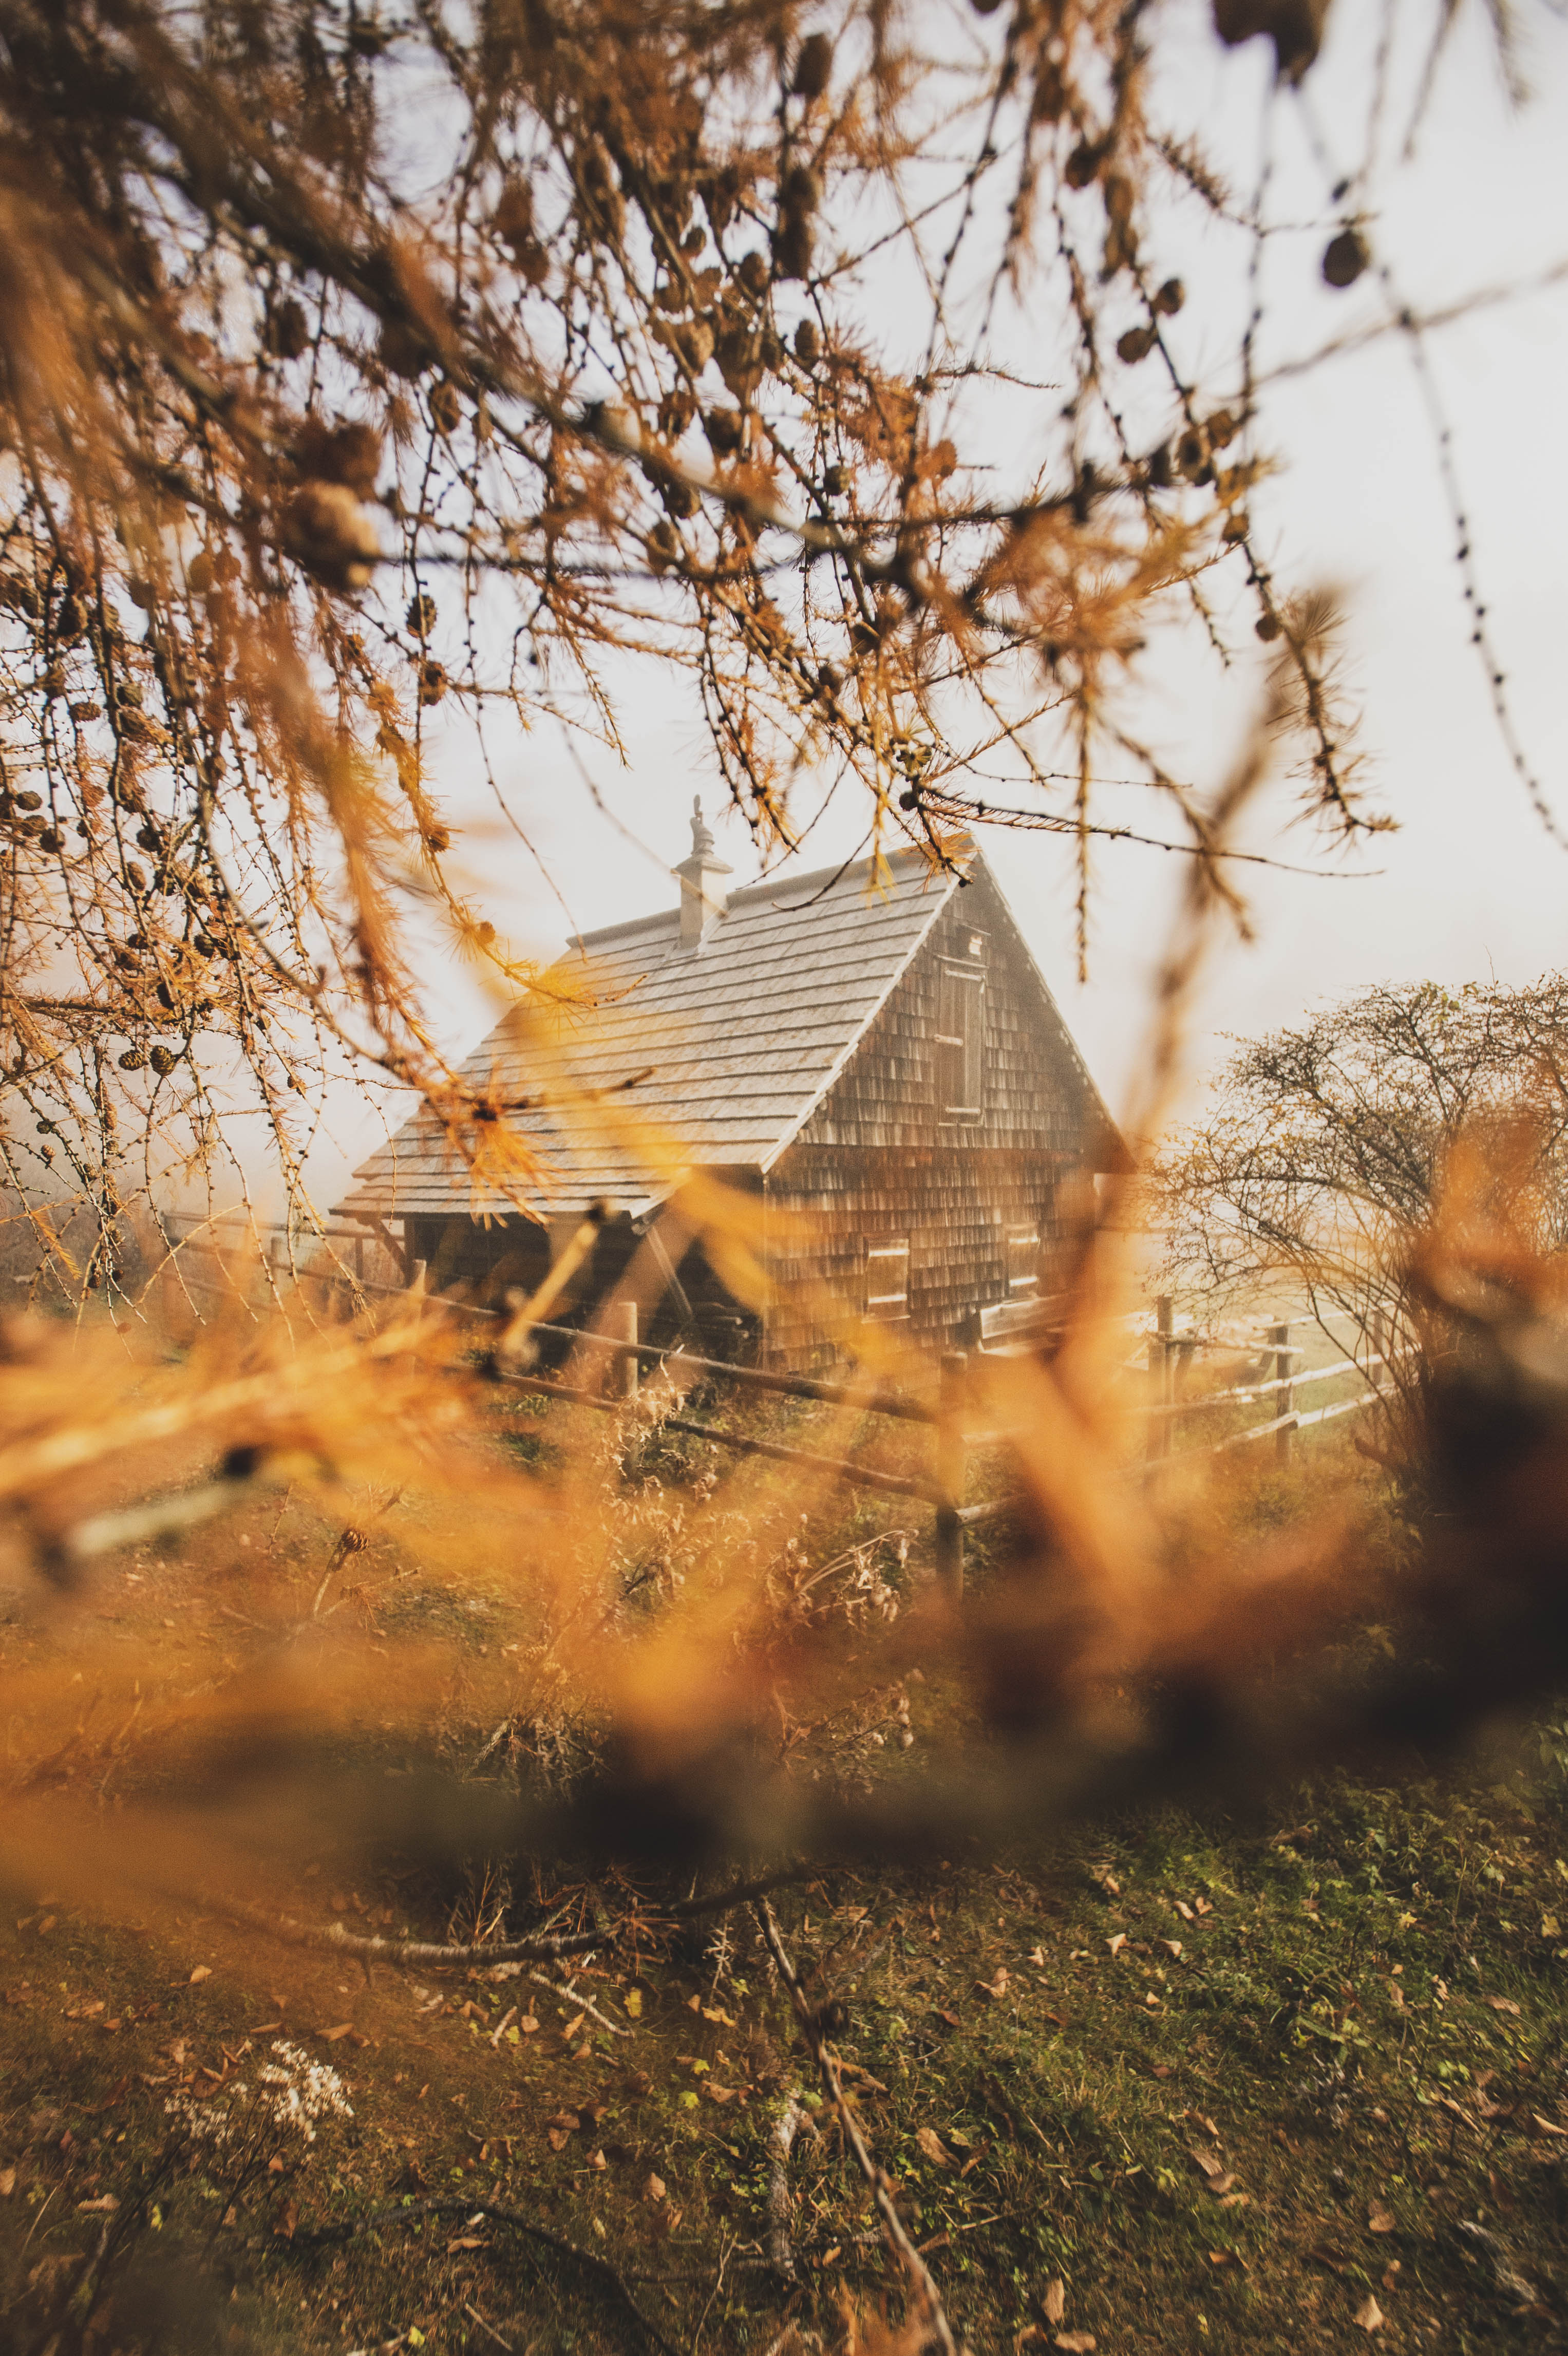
[673,795,732,949]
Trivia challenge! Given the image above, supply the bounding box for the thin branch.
[755,1898,957,2356]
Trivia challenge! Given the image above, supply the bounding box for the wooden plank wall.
[765,872,1096,1358]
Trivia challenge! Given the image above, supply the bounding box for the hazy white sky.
[304,0,1568,1213]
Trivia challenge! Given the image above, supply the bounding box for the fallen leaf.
[1054,2336,1095,2354]
[1368,2201,1396,2235]
[1207,2251,1235,2269]
[624,1990,642,2018]
[644,2173,666,2203]
[976,1970,1011,2000]
[1381,2263,1402,2292]
[77,2195,119,2213]
[1189,2147,1224,2179]
[1150,2064,1173,2081]
[934,2008,962,2030]
[520,2015,539,2035]
[915,2126,953,2167]
[1206,2175,1238,2197]
[1175,1901,1195,1923]
[1029,1947,1046,1967]
[822,2245,841,2266]
[1042,2277,1066,2326]
[1106,1934,1127,1957]
[1185,2111,1220,2139]
[0,2169,14,2197]
[1271,1823,1314,1848]
[701,2006,738,2026]
[1484,1996,1521,2016]
[588,2148,607,2170]
[248,2022,284,2034]
[1194,1898,1213,1916]
[686,1994,702,2012]
[278,2199,298,2239]
[1161,1939,1183,1959]
[1218,2191,1249,2209]
[705,2085,739,2104]
[1531,2112,1568,2139]
[322,2023,354,2043]
[1015,2331,1045,2353]
[187,1965,212,1985]
[546,2128,570,2152]
[446,2235,487,2252]
[1353,2294,1384,2333]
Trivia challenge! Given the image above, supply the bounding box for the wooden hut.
[337,811,1126,1363]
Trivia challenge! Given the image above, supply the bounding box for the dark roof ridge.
[565,834,969,951]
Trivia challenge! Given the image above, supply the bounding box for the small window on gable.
[937,956,984,1121]
[865,1236,910,1323]
[1006,1224,1040,1296]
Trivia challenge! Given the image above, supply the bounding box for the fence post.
[1269,1320,1294,1462]
[935,1349,967,1600]
[614,1298,639,1402]
[1147,1295,1174,1462]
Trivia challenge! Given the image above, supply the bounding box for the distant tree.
[0,0,1546,1292]
[1154,976,1568,1452]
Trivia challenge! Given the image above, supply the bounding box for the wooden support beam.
[934,1349,967,1599]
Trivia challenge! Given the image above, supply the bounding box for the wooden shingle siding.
[339,837,1123,1367]
[755,867,1099,1354]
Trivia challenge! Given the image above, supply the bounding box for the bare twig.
[755,1899,958,2356]
[218,1900,604,1967]
[766,2090,807,2280]
[463,2303,515,2354]
[526,1968,631,2038]
[665,1867,815,1920]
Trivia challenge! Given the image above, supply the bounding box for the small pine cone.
[1321,226,1370,289]
[286,480,382,592]
[792,31,833,98]
[149,1044,181,1076]
[266,299,310,361]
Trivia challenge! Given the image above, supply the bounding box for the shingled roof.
[339,832,1112,1223]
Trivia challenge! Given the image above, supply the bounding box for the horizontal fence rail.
[147,1224,1382,1586]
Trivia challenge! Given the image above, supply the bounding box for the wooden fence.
[1141,1296,1385,1466]
[147,1218,1385,1592]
